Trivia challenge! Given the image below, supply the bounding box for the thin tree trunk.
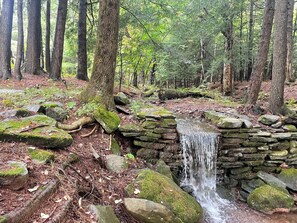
[0,0,14,80]
[247,0,275,105]
[50,0,68,80]
[269,0,288,114]
[14,0,23,81]
[45,0,51,72]
[247,0,254,81]
[77,0,88,81]
[239,2,244,81]
[286,0,294,82]
[24,0,41,75]
[81,0,120,110]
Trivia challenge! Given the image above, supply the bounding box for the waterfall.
[177,118,231,223]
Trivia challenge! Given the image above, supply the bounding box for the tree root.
[56,117,95,131]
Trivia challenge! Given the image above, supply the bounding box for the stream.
[177,118,297,223]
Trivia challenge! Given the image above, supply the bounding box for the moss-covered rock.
[283,125,297,132]
[28,148,55,164]
[126,170,203,223]
[93,106,120,134]
[258,115,280,126]
[114,92,130,105]
[137,107,175,120]
[217,118,243,129]
[0,115,73,148]
[247,184,294,214]
[0,161,28,190]
[278,168,297,191]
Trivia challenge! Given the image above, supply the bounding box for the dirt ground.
[1,73,297,223]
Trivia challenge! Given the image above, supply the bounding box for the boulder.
[124,198,179,223]
[93,106,120,134]
[277,168,297,191]
[0,161,28,190]
[258,115,280,125]
[247,184,294,214]
[114,92,130,105]
[217,118,243,129]
[89,205,120,223]
[0,115,73,148]
[126,170,203,223]
[28,148,55,164]
[105,155,128,174]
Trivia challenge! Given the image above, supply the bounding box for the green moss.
[28,148,55,164]
[110,137,121,155]
[0,216,8,223]
[93,105,120,134]
[247,184,294,213]
[127,170,203,223]
[0,162,27,176]
[119,124,145,133]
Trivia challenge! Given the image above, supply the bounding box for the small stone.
[271,121,283,128]
[105,155,127,174]
[89,205,120,223]
[114,92,130,105]
[28,148,55,164]
[258,115,280,125]
[282,125,297,132]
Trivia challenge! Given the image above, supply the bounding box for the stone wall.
[204,111,297,187]
[119,107,181,175]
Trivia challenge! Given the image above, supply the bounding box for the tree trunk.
[14,0,23,81]
[45,0,51,72]
[286,0,294,82]
[77,0,89,81]
[50,0,68,80]
[24,0,41,75]
[269,0,288,114]
[246,0,254,81]
[0,0,14,80]
[81,0,120,110]
[247,0,275,105]
[222,19,234,96]
[148,57,156,85]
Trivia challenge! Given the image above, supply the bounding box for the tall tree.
[246,0,254,81]
[0,0,14,80]
[50,0,68,80]
[247,0,275,105]
[269,0,288,114]
[24,0,42,75]
[286,0,294,82]
[81,0,120,110]
[45,0,51,72]
[14,0,24,81]
[77,0,89,81]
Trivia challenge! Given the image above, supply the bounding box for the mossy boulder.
[0,161,28,190]
[278,168,297,191]
[0,115,73,148]
[126,170,203,223]
[247,184,294,214]
[93,106,120,134]
[28,148,55,164]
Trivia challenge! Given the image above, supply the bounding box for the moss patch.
[110,137,121,155]
[28,148,55,164]
[0,161,27,177]
[247,184,294,214]
[126,170,203,223]
[0,216,8,223]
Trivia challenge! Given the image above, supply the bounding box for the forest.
[2,0,297,223]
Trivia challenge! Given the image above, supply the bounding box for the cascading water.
[177,118,231,223]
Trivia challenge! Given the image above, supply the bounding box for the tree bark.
[0,0,14,80]
[81,0,120,110]
[77,0,89,81]
[247,0,254,81]
[247,0,275,105]
[50,0,68,80]
[286,0,294,82]
[24,0,41,75]
[45,0,51,72]
[14,0,23,81]
[269,0,288,114]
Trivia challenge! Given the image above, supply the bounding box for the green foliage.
[76,102,97,117]
[67,101,76,110]
[124,153,136,161]
[130,100,143,114]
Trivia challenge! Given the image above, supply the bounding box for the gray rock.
[271,133,292,140]
[124,198,179,223]
[269,150,288,160]
[217,118,243,129]
[257,171,286,190]
[105,155,127,174]
[271,121,283,128]
[45,106,68,122]
[258,115,280,125]
[277,168,297,191]
[89,205,120,223]
[23,104,42,113]
[155,160,173,180]
[242,119,253,128]
[282,125,297,132]
[0,161,28,190]
[114,92,130,105]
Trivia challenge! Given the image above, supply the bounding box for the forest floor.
[1,73,297,223]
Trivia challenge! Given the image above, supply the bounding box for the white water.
[177,118,231,223]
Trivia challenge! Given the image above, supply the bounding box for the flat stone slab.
[258,115,280,125]
[0,115,73,148]
[257,171,286,190]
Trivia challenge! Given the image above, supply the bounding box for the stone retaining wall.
[119,107,181,175]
